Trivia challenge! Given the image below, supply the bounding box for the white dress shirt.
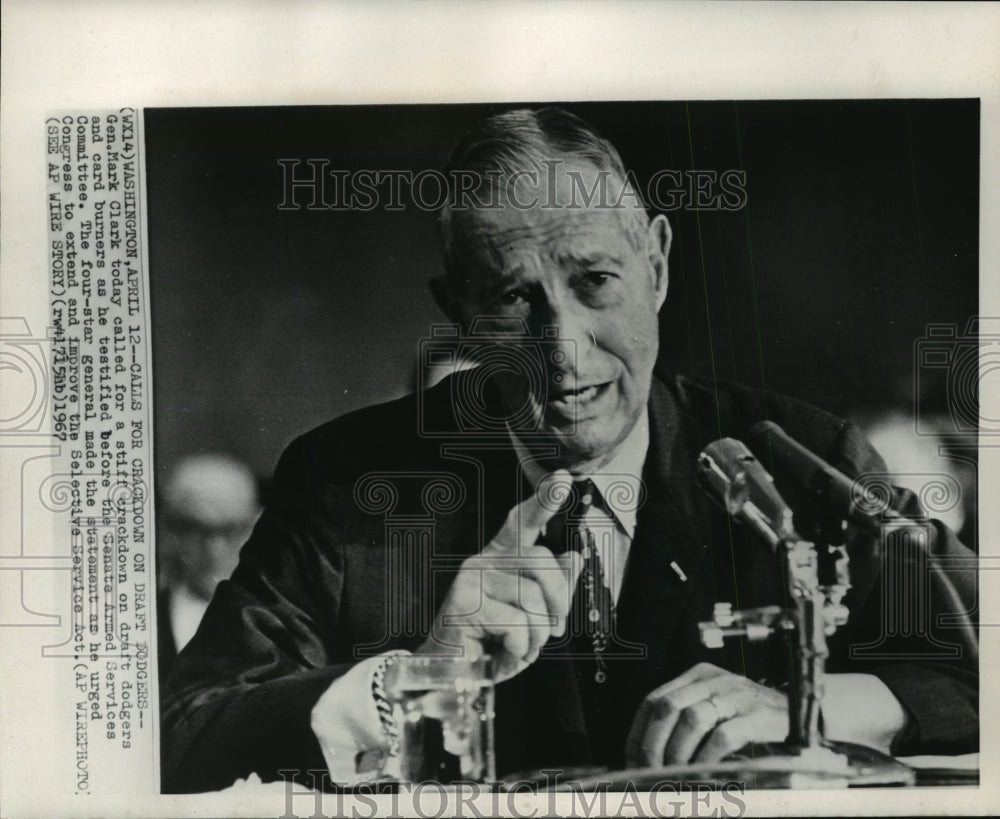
[169,583,211,652]
[510,409,649,603]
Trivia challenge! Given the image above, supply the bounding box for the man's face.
[163,457,260,600]
[173,514,255,600]
[443,161,671,472]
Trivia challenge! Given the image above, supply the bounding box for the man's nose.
[544,300,593,375]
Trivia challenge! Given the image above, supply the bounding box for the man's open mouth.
[547,381,610,411]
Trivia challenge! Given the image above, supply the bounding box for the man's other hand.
[625,662,788,766]
[415,471,584,681]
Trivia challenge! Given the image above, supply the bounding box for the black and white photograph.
[148,100,979,793]
[1,3,998,818]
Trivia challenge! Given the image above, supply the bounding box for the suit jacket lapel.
[614,378,716,694]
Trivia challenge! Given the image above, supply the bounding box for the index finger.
[490,470,573,553]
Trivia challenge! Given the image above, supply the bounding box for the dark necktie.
[540,479,617,684]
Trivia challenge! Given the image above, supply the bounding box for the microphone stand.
[695,442,914,787]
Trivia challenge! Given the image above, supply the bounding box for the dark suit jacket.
[161,373,978,792]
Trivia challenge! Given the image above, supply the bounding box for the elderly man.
[161,108,977,792]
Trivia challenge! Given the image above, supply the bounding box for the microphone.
[750,421,896,537]
[697,437,798,547]
[750,421,979,663]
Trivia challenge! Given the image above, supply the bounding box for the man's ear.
[429,275,458,322]
[646,214,672,311]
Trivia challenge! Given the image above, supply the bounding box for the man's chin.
[528,422,626,471]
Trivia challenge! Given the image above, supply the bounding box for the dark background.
[145,100,979,483]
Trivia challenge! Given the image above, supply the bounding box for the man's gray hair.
[439,107,648,286]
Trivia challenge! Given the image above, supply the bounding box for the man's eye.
[582,271,615,287]
[495,289,528,307]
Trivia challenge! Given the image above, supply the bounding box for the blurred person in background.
[852,378,978,549]
[157,453,261,679]
[858,412,972,540]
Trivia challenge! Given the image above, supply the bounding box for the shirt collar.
[510,410,650,539]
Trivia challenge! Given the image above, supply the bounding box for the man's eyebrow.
[556,248,626,266]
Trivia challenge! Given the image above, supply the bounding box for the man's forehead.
[454,197,641,278]
[466,203,631,252]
